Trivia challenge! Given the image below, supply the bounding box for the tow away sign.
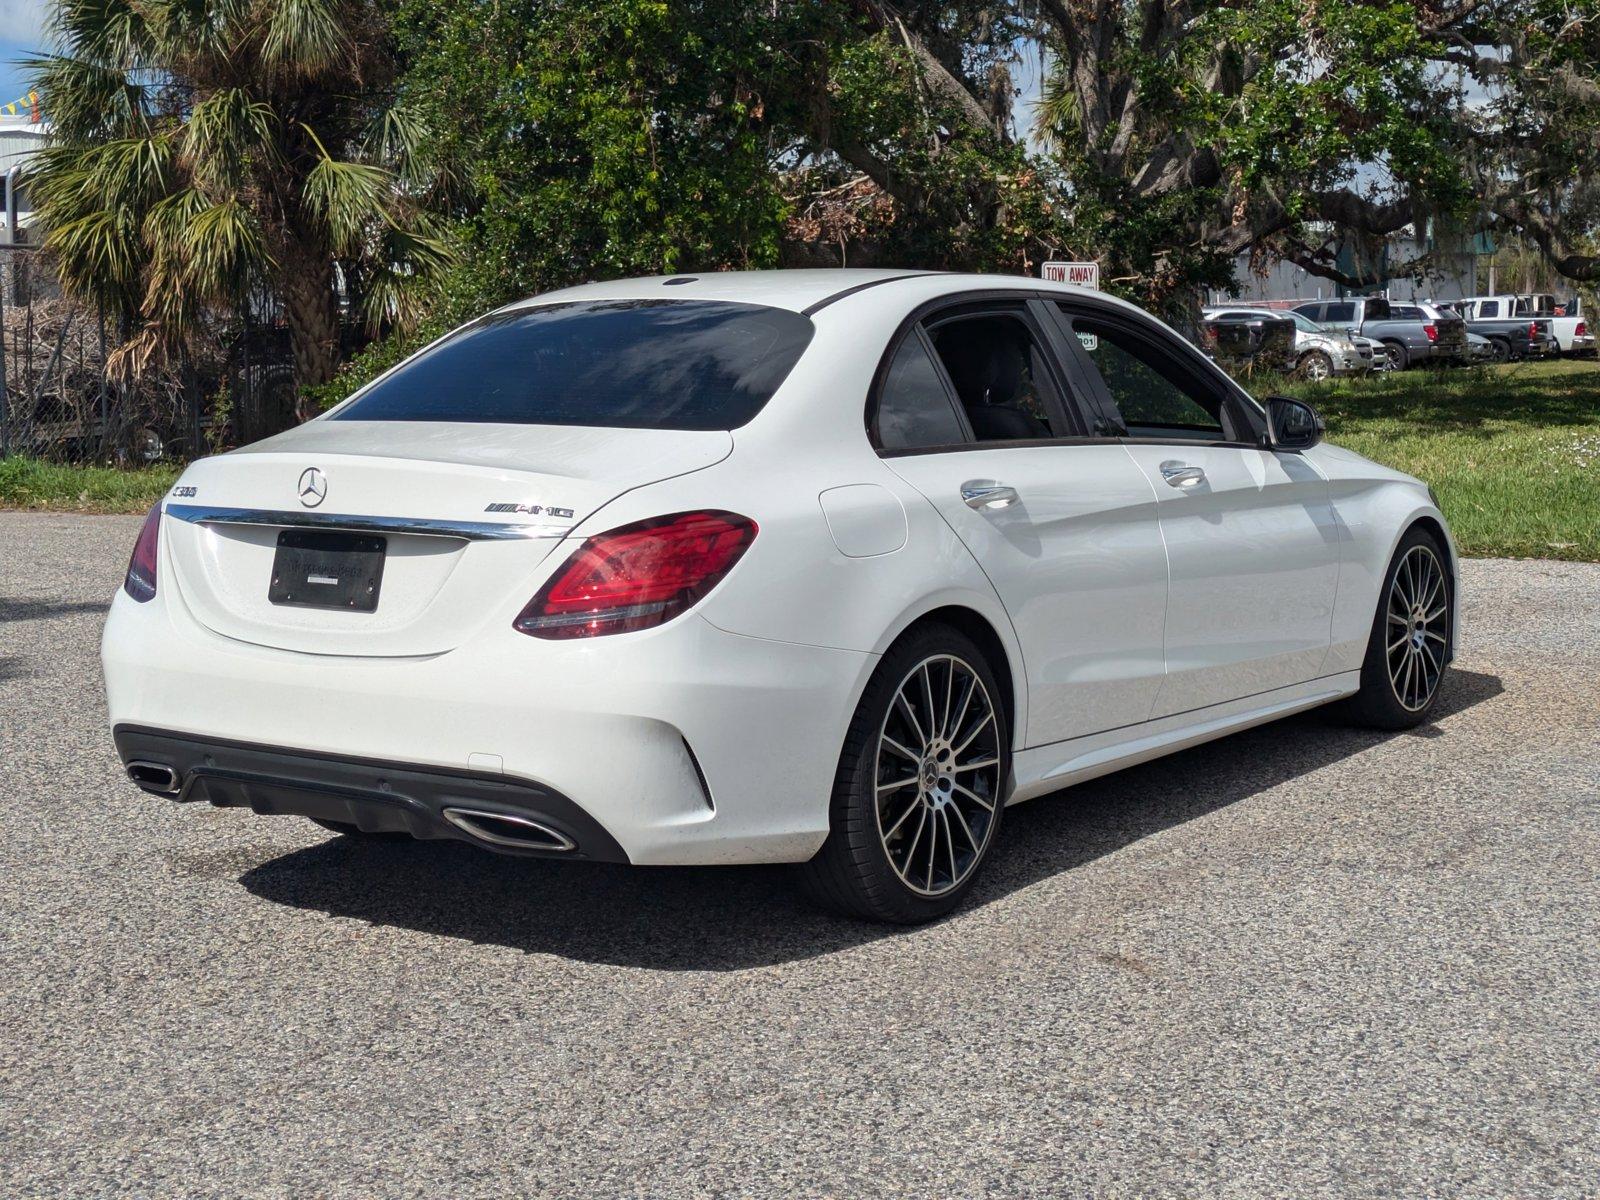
[1041,261,1100,289]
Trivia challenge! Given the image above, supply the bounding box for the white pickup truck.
[1528,294,1595,356]
[1459,293,1594,356]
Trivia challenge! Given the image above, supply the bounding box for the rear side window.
[1324,302,1356,323]
[874,333,968,451]
[1479,300,1500,317]
[334,300,814,430]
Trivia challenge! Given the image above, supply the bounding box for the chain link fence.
[0,247,299,464]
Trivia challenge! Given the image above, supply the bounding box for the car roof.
[497,269,1120,317]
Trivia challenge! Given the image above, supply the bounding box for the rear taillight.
[123,504,162,602]
[1423,323,1438,342]
[1530,322,1539,340]
[1578,322,1589,338]
[514,511,757,639]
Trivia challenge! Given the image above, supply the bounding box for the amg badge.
[485,502,575,519]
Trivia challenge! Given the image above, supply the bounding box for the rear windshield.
[333,299,815,430]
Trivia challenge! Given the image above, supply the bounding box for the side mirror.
[1265,395,1324,451]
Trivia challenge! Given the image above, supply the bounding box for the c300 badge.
[485,502,575,519]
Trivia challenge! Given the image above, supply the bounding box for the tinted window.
[1073,319,1226,440]
[1479,300,1499,317]
[334,300,814,430]
[1293,304,1325,321]
[928,314,1057,441]
[1362,298,1391,320]
[1390,305,1421,320]
[1324,303,1356,323]
[875,334,968,450]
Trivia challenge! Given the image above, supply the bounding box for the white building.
[1215,221,1480,307]
[0,110,49,243]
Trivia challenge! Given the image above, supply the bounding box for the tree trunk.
[280,248,339,421]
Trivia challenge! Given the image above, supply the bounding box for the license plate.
[268,530,386,612]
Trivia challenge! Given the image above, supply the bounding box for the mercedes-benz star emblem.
[297,467,327,508]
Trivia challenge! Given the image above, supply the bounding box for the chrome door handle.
[1159,462,1206,489]
[961,482,1020,510]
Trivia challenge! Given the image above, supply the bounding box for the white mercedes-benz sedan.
[103,270,1457,922]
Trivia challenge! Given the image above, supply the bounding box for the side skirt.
[1008,671,1361,803]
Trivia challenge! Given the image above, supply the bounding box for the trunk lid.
[162,421,732,656]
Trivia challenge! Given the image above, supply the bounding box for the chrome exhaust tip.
[441,807,575,852]
[126,760,182,797]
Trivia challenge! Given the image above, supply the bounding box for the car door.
[871,298,1169,747]
[1048,302,1342,717]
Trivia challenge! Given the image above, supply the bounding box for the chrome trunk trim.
[165,503,554,541]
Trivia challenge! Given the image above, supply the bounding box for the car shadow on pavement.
[239,668,1503,971]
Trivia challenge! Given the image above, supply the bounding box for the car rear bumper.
[114,724,631,860]
[102,588,874,866]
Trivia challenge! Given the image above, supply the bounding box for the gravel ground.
[2,511,1597,1198]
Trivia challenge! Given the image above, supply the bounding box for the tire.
[1297,350,1333,381]
[1488,338,1511,363]
[309,818,411,840]
[1382,341,1409,371]
[801,623,1011,923]
[1342,527,1451,730]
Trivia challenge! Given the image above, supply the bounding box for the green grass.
[0,455,180,514]
[3,357,1598,559]
[1272,357,1600,561]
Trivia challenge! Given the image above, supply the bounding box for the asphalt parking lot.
[2,511,1597,1197]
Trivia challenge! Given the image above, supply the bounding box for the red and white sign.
[1041,261,1100,289]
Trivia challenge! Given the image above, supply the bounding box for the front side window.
[926,313,1057,441]
[1071,318,1229,440]
[334,300,814,430]
[874,333,968,451]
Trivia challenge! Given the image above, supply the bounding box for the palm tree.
[27,0,452,417]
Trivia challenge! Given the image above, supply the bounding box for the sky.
[0,0,45,110]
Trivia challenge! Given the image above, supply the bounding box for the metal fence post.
[0,254,8,458]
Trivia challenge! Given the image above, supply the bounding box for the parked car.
[1465,331,1498,363]
[1384,302,1471,366]
[1445,296,1560,361]
[1291,296,1466,370]
[1197,307,1297,371]
[104,270,1458,923]
[1204,306,1374,380]
[1514,293,1593,356]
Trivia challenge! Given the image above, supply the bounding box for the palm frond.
[23,52,149,142]
[1032,69,1078,153]
[183,88,279,190]
[142,186,209,256]
[42,208,144,304]
[182,199,272,296]
[303,134,395,253]
[140,0,248,64]
[364,102,436,188]
[50,0,151,70]
[261,0,350,77]
[31,136,175,219]
[357,224,456,331]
